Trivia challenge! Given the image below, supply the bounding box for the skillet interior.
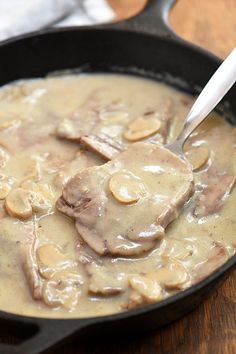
[0,1,235,353]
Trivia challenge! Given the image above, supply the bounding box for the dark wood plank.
[169,0,236,58]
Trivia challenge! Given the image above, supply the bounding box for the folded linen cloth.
[0,0,115,41]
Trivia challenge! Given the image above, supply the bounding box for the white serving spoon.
[153,47,236,156]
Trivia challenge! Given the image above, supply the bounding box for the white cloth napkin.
[0,0,115,41]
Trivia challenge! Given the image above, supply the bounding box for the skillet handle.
[0,317,92,354]
[106,0,177,38]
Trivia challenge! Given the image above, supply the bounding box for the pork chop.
[57,142,194,256]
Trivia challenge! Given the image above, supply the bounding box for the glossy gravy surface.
[0,74,235,318]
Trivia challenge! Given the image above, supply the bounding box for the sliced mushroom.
[37,244,65,267]
[109,171,148,204]
[129,274,163,303]
[185,146,209,171]
[124,116,162,142]
[5,183,53,219]
[160,238,194,260]
[24,181,54,213]
[31,192,52,214]
[5,188,33,219]
[56,118,75,138]
[149,259,189,290]
[22,181,54,201]
[42,271,83,309]
[127,290,144,309]
[36,244,66,279]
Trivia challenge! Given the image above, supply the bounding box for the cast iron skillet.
[0,0,236,353]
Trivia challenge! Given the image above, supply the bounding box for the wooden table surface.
[3,1,235,353]
[56,1,236,353]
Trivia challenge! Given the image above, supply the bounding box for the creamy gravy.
[0,74,235,318]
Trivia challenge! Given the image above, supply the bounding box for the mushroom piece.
[36,244,67,279]
[160,238,194,261]
[124,116,162,141]
[129,274,163,303]
[5,183,53,219]
[42,271,83,309]
[126,290,144,309]
[31,192,52,214]
[37,244,65,267]
[128,259,188,304]
[148,259,189,290]
[109,171,148,204]
[5,188,33,219]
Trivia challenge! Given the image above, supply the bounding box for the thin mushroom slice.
[36,244,65,268]
[129,274,163,303]
[5,188,33,219]
[148,259,189,290]
[124,116,162,141]
[109,171,148,204]
[160,238,194,261]
[36,244,66,279]
[23,181,54,214]
[185,145,209,171]
[31,192,52,214]
[36,244,77,280]
[5,185,53,219]
[126,290,144,309]
[42,271,83,309]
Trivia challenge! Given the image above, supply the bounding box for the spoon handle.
[177,47,236,143]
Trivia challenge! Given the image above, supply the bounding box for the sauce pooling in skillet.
[0,74,235,318]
